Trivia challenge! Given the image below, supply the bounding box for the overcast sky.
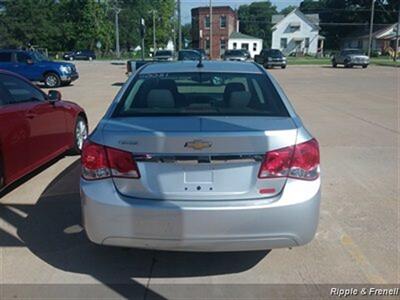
[182,0,302,23]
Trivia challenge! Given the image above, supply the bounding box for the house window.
[205,39,210,52]
[220,39,226,55]
[242,43,249,50]
[233,42,237,49]
[204,16,210,28]
[253,42,257,52]
[280,38,287,49]
[220,16,226,28]
[289,22,301,31]
[305,38,310,48]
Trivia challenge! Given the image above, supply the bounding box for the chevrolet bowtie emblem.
[184,140,212,150]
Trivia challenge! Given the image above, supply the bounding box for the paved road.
[0,62,398,299]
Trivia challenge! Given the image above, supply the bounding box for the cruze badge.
[184,140,212,150]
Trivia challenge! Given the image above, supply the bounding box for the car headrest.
[223,82,246,104]
[229,91,251,108]
[147,89,175,108]
[157,79,178,94]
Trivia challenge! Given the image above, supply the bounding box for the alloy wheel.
[75,119,88,150]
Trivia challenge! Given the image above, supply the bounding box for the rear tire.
[44,72,61,88]
[362,65,368,69]
[332,60,337,68]
[70,116,88,154]
[281,65,286,69]
[0,164,4,190]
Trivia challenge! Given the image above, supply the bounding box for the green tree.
[238,1,278,47]
[280,5,298,16]
[181,23,192,48]
[0,0,59,49]
[76,0,113,51]
[300,0,398,49]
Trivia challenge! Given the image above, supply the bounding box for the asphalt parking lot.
[0,61,398,299]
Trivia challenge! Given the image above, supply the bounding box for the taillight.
[289,138,319,180]
[81,141,140,180]
[106,147,140,178]
[258,138,319,181]
[258,146,293,178]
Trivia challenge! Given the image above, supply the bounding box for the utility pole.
[153,10,157,54]
[178,0,182,51]
[209,0,213,59]
[368,0,376,58]
[173,10,176,52]
[394,2,400,62]
[114,7,122,59]
[140,18,145,60]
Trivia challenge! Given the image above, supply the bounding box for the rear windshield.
[155,51,173,56]
[266,50,283,57]
[225,50,247,56]
[114,72,289,117]
[342,49,364,55]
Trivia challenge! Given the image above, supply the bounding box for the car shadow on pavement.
[0,159,269,299]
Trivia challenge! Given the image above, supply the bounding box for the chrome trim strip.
[133,154,264,164]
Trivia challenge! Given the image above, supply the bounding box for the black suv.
[223,50,251,61]
[255,49,287,69]
[63,50,96,61]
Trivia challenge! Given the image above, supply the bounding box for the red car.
[0,70,88,190]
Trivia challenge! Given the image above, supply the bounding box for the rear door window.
[114,72,289,117]
[16,52,32,63]
[0,52,12,62]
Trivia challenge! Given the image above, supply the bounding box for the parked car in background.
[126,60,151,76]
[177,50,202,61]
[332,49,369,68]
[223,49,251,61]
[80,61,321,252]
[63,50,96,61]
[0,49,79,88]
[0,70,88,191]
[255,49,287,69]
[154,50,174,61]
[192,48,208,60]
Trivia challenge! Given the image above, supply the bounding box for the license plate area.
[184,165,213,183]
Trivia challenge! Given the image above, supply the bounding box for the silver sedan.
[80,61,321,252]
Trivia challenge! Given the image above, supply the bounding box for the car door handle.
[26,111,37,119]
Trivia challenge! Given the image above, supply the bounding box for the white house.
[271,9,324,56]
[341,23,399,54]
[228,32,263,58]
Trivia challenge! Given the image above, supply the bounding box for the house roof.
[272,9,320,30]
[343,23,398,40]
[191,6,236,14]
[229,32,262,40]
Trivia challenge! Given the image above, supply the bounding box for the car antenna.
[196,54,204,68]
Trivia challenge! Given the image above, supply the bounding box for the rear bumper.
[80,178,321,252]
[350,62,369,66]
[266,61,286,67]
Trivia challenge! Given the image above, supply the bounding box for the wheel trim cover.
[76,120,88,150]
[46,75,58,87]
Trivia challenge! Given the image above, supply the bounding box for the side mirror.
[48,90,61,102]
[26,59,34,65]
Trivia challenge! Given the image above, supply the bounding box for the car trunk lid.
[101,116,297,200]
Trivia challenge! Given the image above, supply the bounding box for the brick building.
[191,6,237,59]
